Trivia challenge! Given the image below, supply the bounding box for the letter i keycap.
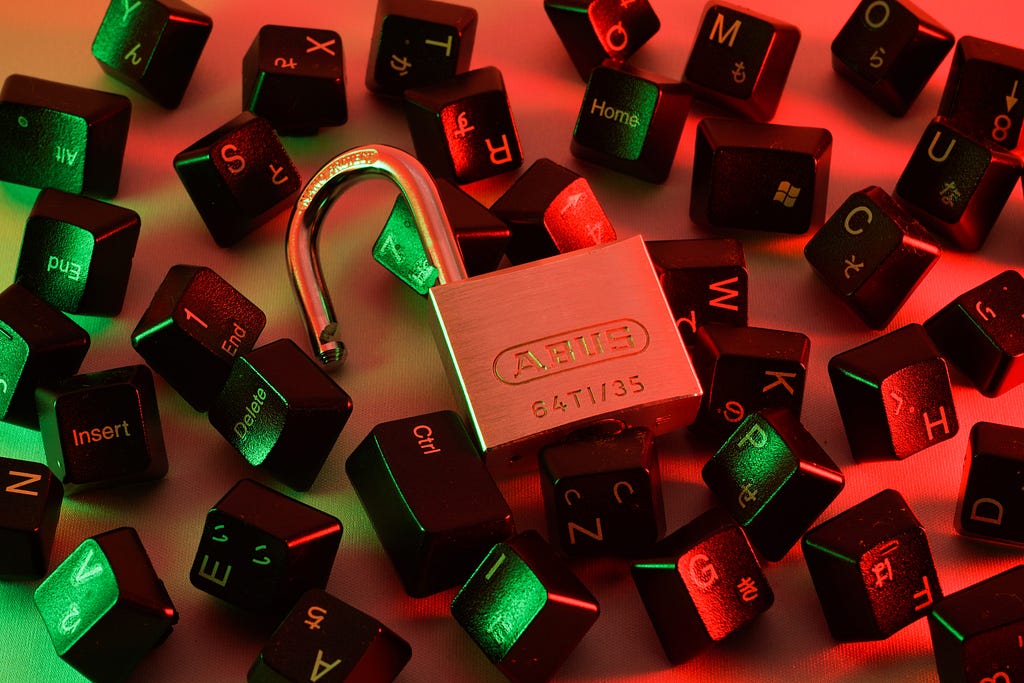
[682,2,800,121]
[803,185,940,329]
[189,478,343,617]
[802,489,942,641]
[173,112,301,246]
[132,265,266,411]
[0,458,62,578]
[33,527,178,682]
[15,188,140,316]
[450,530,600,682]
[91,0,212,109]
[248,589,411,683]
[404,66,523,184]
[955,422,1024,545]
[544,0,661,81]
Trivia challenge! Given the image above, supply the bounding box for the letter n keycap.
[0,458,62,578]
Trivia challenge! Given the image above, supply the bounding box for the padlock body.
[429,236,701,474]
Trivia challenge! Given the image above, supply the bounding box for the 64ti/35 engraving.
[531,375,645,418]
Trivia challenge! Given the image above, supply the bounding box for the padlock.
[286,144,702,473]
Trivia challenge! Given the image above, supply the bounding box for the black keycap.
[544,0,661,81]
[189,478,343,617]
[570,59,691,183]
[366,0,477,98]
[939,36,1024,151]
[0,74,130,197]
[346,410,514,597]
[450,530,600,682]
[36,365,166,493]
[831,0,954,117]
[630,507,774,665]
[91,0,212,109]
[539,425,664,558]
[682,2,800,121]
[490,158,616,265]
[894,118,1021,251]
[829,323,958,461]
[702,408,844,561]
[804,185,940,329]
[374,176,509,293]
[0,284,90,429]
[0,458,63,578]
[690,118,833,234]
[929,564,1024,683]
[14,188,140,316]
[248,588,412,683]
[404,66,523,184]
[925,270,1024,398]
[688,323,810,443]
[131,264,266,412]
[243,25,347,136]
[173,112,301,247]
[955,422,1024,545]
[647,237,748,346]
[209,339,352,492]
[33,526,178,682]
[802,488,942,642]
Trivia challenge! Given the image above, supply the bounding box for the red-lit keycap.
[0,458,63,578]
[544,0,661,80]
[682,2,800,121]
[91,0,212,109]
[631,507,774,664]
[802,489,942,642]
[490,158,616,265]
[804,185,940,329]
[955,422,1024,546]
[831,0,953,116]
[829,323,958,461]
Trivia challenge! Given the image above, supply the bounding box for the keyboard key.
[34,526,178,682]
[91,0,212,109]
[0,458,63,578]
[929,564,1024,683]
[956,422,1024,546]
[570,59,691,183]
[894,118,1021,251]
[539,425,664,558]
[702,408,844,561]
[939,36,1024,151]
[0,284,90,430]
[802,488,942,642]
[924,270,1024,397]
[243,25,347,136]
[690,118,833,234]
[248,588,411,683]
[189,478,343,617]
[0,74,130,197]
[630,507,774,664]
[829,323,958,461]
[131,264,266,412]
[803,185,940,329]
[404,66,523,184]
[647,237,748,346]
[14,188,140,316]
[831,0,954,116]
[346,410,514,597]
[689,323,810,443]
[450,530,599,682]
[682,2,800,121]
[544,0,661,80]
[36,365,167,493]
[173,112,301,247]
[490,157,616,265]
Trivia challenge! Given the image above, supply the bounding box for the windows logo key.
[773,181,801,208]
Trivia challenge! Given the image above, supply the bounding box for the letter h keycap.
[955,422,1024,546]
[0,457,62,578]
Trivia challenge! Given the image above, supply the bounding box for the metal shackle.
[285,144,468,366]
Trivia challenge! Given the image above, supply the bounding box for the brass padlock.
[286,144,702,473]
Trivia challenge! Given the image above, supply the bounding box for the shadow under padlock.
[286,144,702,476]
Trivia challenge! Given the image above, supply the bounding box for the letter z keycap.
[0,458,62,578]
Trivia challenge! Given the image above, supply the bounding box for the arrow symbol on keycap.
[1007,80,1019,112]
[74,547,103,584]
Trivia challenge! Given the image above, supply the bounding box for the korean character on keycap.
[0,458,62,578]
[955,422,1024,546]
[544,0,661,81]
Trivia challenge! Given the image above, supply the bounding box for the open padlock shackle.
[286,144,468,366]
